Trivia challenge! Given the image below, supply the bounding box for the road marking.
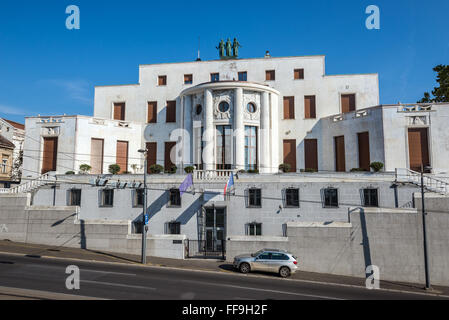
[180,280,344,300]
[81,269,136,277]
[81,280,156,291]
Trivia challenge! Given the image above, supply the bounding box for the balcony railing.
[193,170,235,181]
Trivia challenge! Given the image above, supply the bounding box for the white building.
[0,118,24,183]
[22,53,449,177]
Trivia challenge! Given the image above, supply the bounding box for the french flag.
[224,172,234,196]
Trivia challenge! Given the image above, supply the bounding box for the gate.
[186,239,226,260]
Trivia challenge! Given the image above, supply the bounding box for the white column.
[204,89,214,171]
[183,95,193,167]
[260,91,270,173]
[234,88,245,171]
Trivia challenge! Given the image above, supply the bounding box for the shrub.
[65,171,75,175]
[184,166,195,174]
[350,168,367,172]
[370,162,384,173]
[279,163,291,173]
[79,164,92,174]
[301,168,318,173]
[247,169,259,174]
[166,165,177,174]
[149,164,164,174]
[108,164,121,175]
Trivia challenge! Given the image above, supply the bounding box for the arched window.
[247,103,256,113]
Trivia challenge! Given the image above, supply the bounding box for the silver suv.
[233,249,298,278]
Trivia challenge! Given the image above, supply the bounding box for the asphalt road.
[0,253,446,300]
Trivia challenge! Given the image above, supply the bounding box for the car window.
[258,252,272,260]
[271,253,289,260]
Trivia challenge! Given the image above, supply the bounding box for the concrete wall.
[227,207,449,286]
[0,194,185,260]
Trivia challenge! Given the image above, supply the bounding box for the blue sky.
[1,0,448,124]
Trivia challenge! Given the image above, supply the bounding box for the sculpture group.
[217,38,241,59]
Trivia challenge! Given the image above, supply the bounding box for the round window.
[195,104,202,115]
[218,101,230,113]
[247,103,256,113]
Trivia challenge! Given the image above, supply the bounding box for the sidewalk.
[0,240,447,297]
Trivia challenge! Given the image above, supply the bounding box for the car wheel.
[239,263,251,274]
[279,266,291,278]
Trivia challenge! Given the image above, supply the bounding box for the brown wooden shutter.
[304,96,316,119]
[357,132,371,171]
[116,141,128,174]
[165,142,177,170]
[146,142,157,173]
[334,136,346,172]
[283,97,295,119]
[113,103,125,121]
[266,70,275,81]
[91,138,104,174]
[166,101,176,123]
[42,137,58,174]
[341,94,356,113]
[283,140,297,173]
[304,139,318,171]
[408,128,430,172]
[158,76,167,86]
[148,102,157,123]
[294,69,304,80]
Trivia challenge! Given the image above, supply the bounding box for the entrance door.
[42,137,58,174]
[408,128,430,172]
[205,207,226,252]
[334,136,346,172]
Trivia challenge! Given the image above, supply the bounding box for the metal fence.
[186,239,226,260]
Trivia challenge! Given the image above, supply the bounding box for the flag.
[179,173,193,196]
[224,172,234,196]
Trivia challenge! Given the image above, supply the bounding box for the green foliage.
[301,168,318,173]
[79,164,92,174]
[65,171,75,175]
[247,169,259,174]
[166,165,177,174]
[279,163,291,173]
[350,168,368,172]
[149,164,164,174]
[184,166,195,174]
[108,164,121,175]
[370,162,384,173]
[419,65,449,103]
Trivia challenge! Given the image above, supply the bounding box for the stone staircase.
[0,173,56,194]
[395,168,449,195]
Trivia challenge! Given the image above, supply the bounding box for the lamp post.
[138,148,148,264]
[420,164,431,290]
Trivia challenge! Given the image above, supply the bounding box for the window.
[133,189,144,207]
[1,156,8,174]
[68,189,81,206]
[158,75,167,86]
[184,74,193,85]
[245,126,258,171]
[113,103,125,121]
[247,103,256,113]
[283,97,295,119]
[304,95,316,119]
[166,101,176,123]
[169,189,181,207]
[334,136,346,172]
[294,69,304,80]
[218,101,230,113]
[266,70,275,81]
[247,222,262,236]
[285,188,299,207]
[211,73,219,82]
[165,142,176,172]
[247,188,262,207]
[147,102,157,123]
[363,188,379,207]
[116,141,129,174]
[323,188,338,208]
[272,253,290,260]
[341,94,356,113]
[216,125,232,170]
[195,104,202,115]
[194,127,204,170]
[100,189,114,207]
[167,221,181,235]
[42,137,58,174]
[238,72,247,81]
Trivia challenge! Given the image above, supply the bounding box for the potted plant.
[79,164,92,174]
[184,166,195,174]
[279,163,291,173]
[370,162,384,173]
[149,164,164,174]
[108,164,121,175]
[166,165,177,174]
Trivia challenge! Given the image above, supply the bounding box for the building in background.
[0,119,24,185]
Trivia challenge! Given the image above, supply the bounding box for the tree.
[418,65,449,103]
[108,164,121,175]
[79,164,92,174]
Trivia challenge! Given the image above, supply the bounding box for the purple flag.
[179,173,193,196]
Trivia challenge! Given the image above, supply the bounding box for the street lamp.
[138,148,148,264]
[420,164,432,290]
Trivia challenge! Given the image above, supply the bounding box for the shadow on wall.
[358,208,372,275]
